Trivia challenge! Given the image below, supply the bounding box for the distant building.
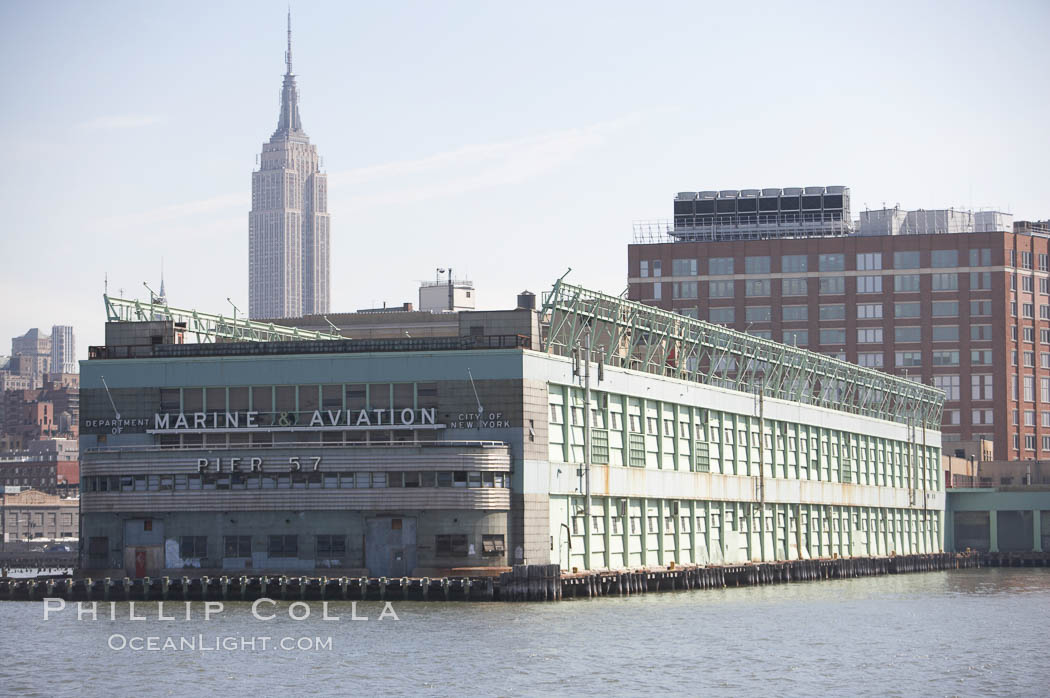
[50,325,76,375]
[249,12,330,319]
[629,188,1042,461]
[0,488,79,541]
[10,328,50,384]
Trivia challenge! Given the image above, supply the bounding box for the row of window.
[171,534,506,561]
[569,510,933,536]
[160,382,439,414]
[706,303,994,323]
[83,470,511,492]
[641,249,994,278]
[657,272,996,300]
[1013,434,1050,451]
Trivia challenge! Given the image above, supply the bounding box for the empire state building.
[249,13,330,319]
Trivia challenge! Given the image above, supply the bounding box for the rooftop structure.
[857,207,1013,236]
[637,186,852,243]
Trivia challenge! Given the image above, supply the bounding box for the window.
[672,259,697,276]
[895,351,922,367]
[640,260,649,278]
[972,409,993,425]
[970,350,992,365]
[931,250,959,268]
[820,329,846,345]
[1042,278,1049,295]
[782,254,808,273]
[895,274,920,292]
[969,248,991,266]
[745,279,770,297]
[180,536,207,560]
[1042,377,1050,403]
[672,281,698,299]
[857,352,884,368]
[1024,376,1035,401]
[857,253,882,271]
[652,260,662,277]
[1041,305,1050,320]
[932,301,958,317]
[819,276,845,294]
[895,326,921,343]
[709,280,734,298]
[932,351,959,366]
[1025,351,1035,367]
[1043,329,1050,344]
[1041,254,1048,272]
[268,535,297,558]
[932,375,960,401]
[224,536,251,558]
[971,374,993,400]
[970,271,992,290]
[856,276,882,293]
[745,306,771,322]
[781,278,808,296]
[857,303,883,319]
[1042,353,1050,369]
[1023,276,1035,292]
[894,251,920,269]
[435,534,468,557]
[819,254,845,271]
[316,535,346,558]
[970,300,991,316]
[819,304,846,321]
[1021,251,1033,270]
[744,256,770,274]
[652,282,662,300]
[932,273,958,291]
[708,257,734,275]
[481,534,505,556]
[783,329,809,346]
[782,305,808,322]
[709,307,734,324]
[1023,303,1035,319]
[894,302,921,318]
[1026,435,1037,451]
[857,328,883,344]
[1025,327,1036,342]
[932,326,959,341]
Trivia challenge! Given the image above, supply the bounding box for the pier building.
[79,282,945,576]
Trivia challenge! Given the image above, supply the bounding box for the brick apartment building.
[628,187,1048,462]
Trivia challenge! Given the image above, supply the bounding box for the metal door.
[134,549,147,578]
[364,517,417,577]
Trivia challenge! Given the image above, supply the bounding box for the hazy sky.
[1,0,1048,358]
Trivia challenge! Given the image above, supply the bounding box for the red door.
[134,549,147,578]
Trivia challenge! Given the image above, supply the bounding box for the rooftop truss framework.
[540,281,943,430]
[104,295,343,343]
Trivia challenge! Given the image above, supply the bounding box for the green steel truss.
[540,281,944,429]
[104,295,344,343]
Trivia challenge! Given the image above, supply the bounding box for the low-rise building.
[0,488,79,542]
[80,283,946,577]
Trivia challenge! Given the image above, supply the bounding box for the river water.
[0,568,1047,697]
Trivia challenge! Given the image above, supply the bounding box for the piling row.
[0,553,981,603]
[980,551,1050,567]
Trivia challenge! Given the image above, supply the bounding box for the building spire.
[273,9,304,139]
[285,8,293,76]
